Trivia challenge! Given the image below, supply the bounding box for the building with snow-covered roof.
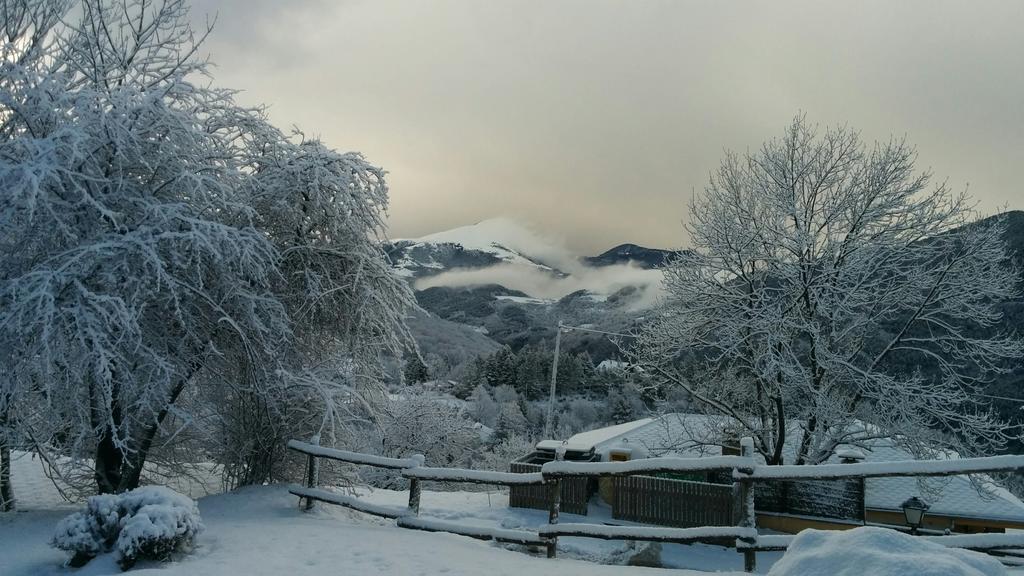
[510,413,1024,535]
[595,359,629,372]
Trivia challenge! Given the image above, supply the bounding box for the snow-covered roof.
[562,413,1024,523]
[560,418,655,449]
[595,360,628,372]
[535,440,596,453]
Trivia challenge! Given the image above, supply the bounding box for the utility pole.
[542,321,564,439]
[542,322,635,439]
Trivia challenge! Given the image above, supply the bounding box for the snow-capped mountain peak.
[388,218,567,278]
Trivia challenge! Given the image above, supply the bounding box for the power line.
[559,323,636,339]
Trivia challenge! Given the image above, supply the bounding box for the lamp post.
[901,496,929,535]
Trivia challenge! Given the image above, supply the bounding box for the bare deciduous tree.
[634,116,1022,465]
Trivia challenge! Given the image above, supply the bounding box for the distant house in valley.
[595,359,629,372]
[510,413,1024,534]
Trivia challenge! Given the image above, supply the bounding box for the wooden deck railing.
[286,437,1024,572]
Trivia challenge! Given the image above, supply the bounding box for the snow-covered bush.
[51,494,123,560]
[356,392,480,489]
[51,486,202,570]
[767,527,1005,576]
[473,433,535,473]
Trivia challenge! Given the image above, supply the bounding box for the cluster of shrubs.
[51,486,202,571]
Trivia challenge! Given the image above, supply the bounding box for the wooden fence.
[612,475,734,528]
[286,438,1024,573]
[509,462,588,515]
[756,477,864,521]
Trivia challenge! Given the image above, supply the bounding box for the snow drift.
[767,527,1005,576]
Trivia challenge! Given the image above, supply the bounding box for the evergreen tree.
[577,352,598,395]
[485,348,517,389]
[515,343,549,400]
[607,382,647,424]
[555,353,583,395]
[453,357,488,399]
[490,402,528,446]
[403,356,430,385]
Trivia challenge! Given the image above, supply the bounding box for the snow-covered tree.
[0,0,413,495]
[358,392,479,488]
[514,343,548,399]
[468,385,500,428]
[633,116,1022,465]
[490,402,529,446]
[485,348,517,389]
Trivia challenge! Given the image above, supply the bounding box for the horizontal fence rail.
[401,466,544,486]
[397,517,545,546]
[539,523,756,544]
[287,440,423,469]
[541,455,756,478]
[746,455,1024,480]
[288,486,406,519]
[287,438,1024,573]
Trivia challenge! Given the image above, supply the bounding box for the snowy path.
[1,486,746,576]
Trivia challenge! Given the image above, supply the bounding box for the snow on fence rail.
[746,454,1024,480]
[540,455,755,478]
[287,437,1024,573]
[401,466,544,485]
[287,440,423,469]
[397,517,546,546]
[920,533,1024,551]
[538,453,1024,481]
[288,486,406,519]
[538,523,756,544]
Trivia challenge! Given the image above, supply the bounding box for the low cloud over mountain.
[390,218,669,309]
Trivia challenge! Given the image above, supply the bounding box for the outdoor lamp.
[901,496,930,534]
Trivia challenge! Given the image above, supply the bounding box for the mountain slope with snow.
[387,218,567,279]
[585,244,681,269]
[385,218,668,355]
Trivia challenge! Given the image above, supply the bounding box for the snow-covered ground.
[1,453,756,575]
[3,454,1020,575]
[1,485,754,576]
[355,486,780,573]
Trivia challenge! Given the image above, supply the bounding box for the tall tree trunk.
[94,425,125,494]
[118,376,191,492]
[1,433,13,511]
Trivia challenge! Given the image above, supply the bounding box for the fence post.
[733,437,756,572]
[859,476,867,525]
[303,434,321,511]
[546,443,566,558]
[408,479,421,516]
[408,454,425,516]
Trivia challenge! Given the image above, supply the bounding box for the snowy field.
[0,452,756,575]
[1,485,753,576]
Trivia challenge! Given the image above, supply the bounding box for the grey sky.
[192,0,1024,254]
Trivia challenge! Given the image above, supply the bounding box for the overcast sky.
[192,0,1024,254]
